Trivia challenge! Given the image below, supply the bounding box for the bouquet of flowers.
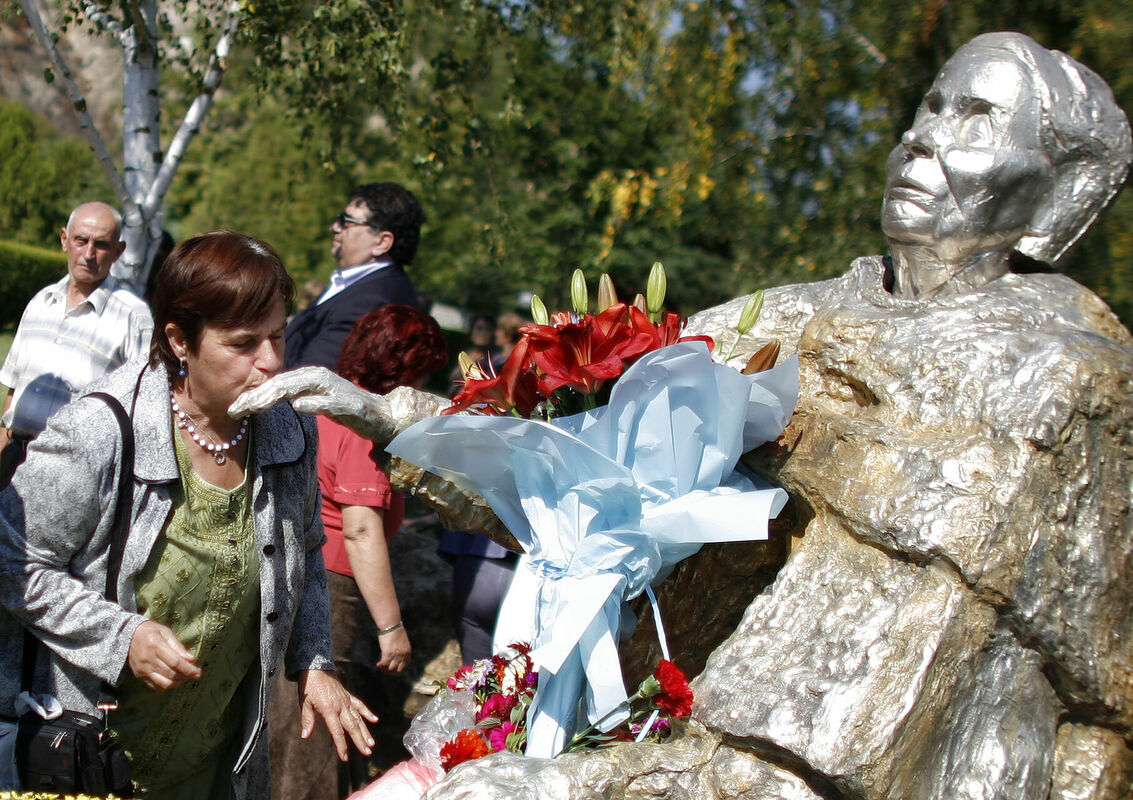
[438,643,538,770]
[448,264,697,417]
[446,263,774,419]
[387,263,798,760]
[436,643,695,774]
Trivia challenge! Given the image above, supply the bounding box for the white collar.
[317,260,393,305]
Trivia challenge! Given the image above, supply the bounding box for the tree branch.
[144,0,241,213]
[18,0,139,224]
[848,27,887,66]
[125,0,158,48]
[77,0,125,39]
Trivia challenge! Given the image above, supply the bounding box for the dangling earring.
[178,359,188,378]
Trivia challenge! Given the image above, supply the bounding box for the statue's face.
[881,48,1054,261]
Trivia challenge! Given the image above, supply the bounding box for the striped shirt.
[0,274,153,436]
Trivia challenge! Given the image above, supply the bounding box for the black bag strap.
[84,392,135,605]
[21,386,137,696]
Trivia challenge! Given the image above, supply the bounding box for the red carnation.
[440,728,491,771]
[652,659,693,718]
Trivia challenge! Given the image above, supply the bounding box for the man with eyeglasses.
[284,182,423,370]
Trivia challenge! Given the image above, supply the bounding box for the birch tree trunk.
[118,1,163,292]
[18,0,240,293]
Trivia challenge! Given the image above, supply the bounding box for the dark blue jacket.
[284,265,418,370]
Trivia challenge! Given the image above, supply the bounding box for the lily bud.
[459,351,488,380]
[570,268,589,315]
[597,273,618,312]
[457,351,475,378]
[742,340,781,374]
[632,293,647,314]
[530,294,549,325]
[736,289,764,335]
[646,262,667,319]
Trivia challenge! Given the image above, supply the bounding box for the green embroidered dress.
[112,424,260,797]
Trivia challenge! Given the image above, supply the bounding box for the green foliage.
[163,91,352,281]
[240,0,408,156]
[20,0,1127,329]
[0,101,113,248]
[0,239,66,328]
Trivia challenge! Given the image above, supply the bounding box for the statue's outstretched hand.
[229,367,447,445]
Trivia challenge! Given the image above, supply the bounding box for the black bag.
[14,390,137,797]
[16,709,132,795]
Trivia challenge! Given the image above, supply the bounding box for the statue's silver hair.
[962,32,1132,264]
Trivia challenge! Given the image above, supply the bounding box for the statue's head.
[881,32,1131,290]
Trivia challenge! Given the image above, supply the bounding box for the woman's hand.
[376,626,411,674]
[297,669,379,760]
[127,620,202,690]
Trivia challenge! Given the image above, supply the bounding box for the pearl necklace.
[170,391,248,466]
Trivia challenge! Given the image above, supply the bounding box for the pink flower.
[476,692,516,723]
[446,664,472,690]
[487,720,518,752]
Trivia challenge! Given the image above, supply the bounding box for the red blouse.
[316,415,405,578]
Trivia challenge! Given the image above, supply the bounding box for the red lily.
[639,308,715,352]
[523,304,655,396]
[445,337,540,417]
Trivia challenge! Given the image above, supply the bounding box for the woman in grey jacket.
[0,231,376,798]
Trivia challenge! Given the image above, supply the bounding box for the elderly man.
[0,201,153,483]
[284,182,423,370]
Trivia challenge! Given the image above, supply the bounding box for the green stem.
[567,689,644,749]
[722,330,742,362]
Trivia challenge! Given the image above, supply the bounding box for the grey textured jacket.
[0,356,333,799]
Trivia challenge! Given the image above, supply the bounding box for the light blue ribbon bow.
[388,341,798,758]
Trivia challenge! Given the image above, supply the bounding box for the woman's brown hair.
[149,231,295,373]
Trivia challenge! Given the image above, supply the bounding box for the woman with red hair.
[271,304,448,800]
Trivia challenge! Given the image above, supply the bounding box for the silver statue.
[883,32,1131,299]
[230,33,1133,799]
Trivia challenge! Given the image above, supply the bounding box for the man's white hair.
[66,201,124,240]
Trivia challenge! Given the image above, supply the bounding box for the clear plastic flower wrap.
[402,687,480,780]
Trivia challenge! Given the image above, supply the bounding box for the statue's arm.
[230,368,520,551]
[229,367,447,445]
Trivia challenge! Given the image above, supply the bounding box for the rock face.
[417,260,1133,799]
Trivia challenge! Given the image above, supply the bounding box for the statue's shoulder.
[685,257,887,358]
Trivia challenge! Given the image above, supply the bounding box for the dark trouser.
[268,572,387,800]
[0,435,29,491]
[451,552,518,665]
